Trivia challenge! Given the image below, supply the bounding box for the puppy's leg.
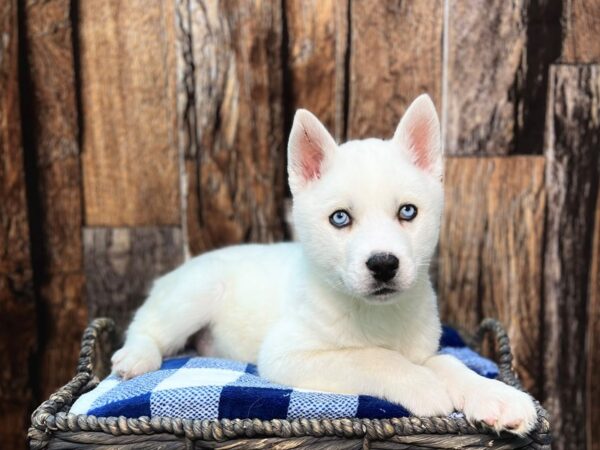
[259,341,453,417]
[112,261,224,379]
[425,355,537,435]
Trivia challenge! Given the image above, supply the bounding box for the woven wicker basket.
[28,318,551,449]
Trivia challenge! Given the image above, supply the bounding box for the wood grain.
[347,0,443,140]
[284,0,347,140]
[20,0,87,401]
[80,0,179,226]
[444,0,526,155]
[543,64,600,450]
[444,0,562,155]
[178,0,287,255]
[438,156,546,398]
[0,1,36,448]
[84,227,184,334]
[517,0,563,154]
[588,192,600,450]
[562,0,600,63]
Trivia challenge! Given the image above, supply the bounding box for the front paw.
[459,379,537,435]
[390,367,455,417]
[111,336,162,379]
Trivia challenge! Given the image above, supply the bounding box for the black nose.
[366,253,399,282]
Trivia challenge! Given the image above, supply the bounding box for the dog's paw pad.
[483,417,497,427]
[505,420,522,430]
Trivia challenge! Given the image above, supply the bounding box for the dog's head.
[288,95,443,303]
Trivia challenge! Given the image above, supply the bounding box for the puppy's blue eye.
[329,210,351,228]
[398,204,417,221]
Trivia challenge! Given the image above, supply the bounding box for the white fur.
[112,95,537,435]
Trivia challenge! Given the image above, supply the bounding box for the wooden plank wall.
[78,1,183,335]
[439,157,546,399]
[179,0,287,255]
[20,0,87,403]
[588,192,600,450]
[80,2,180,227]
[1,1,599,449]
[544,64,600,450]
[347,0,443,140]
[0,2,36,448]
[284,0,347,141]
[554,3,600,449]
[441,4,599,450]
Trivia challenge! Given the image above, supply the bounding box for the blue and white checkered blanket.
[70,327,497,420]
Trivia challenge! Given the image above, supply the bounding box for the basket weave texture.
[28,318,551,449]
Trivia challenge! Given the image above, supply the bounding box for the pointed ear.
[288,109,337,193]
[393,94,443,180]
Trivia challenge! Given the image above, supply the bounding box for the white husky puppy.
[112,95,537,435]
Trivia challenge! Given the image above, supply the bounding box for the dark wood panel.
[517,0,563,154]
[0,1,36,448]
[347,0,443,140]
[178,0,287,255]
[438,156,546,399]
[562,0,600,63]
[21,0,87,401]
[588,193,600,450]
[284,0,347,140]
[543,63,600,450]
[80,0,180,226]
[23,0,82,272]
[84,227,184,334]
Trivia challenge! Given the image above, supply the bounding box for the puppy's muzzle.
[366,253,399,283]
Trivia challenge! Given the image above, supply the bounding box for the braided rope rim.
[28,318,551,449]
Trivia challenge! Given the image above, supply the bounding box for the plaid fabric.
[70,326,497,420]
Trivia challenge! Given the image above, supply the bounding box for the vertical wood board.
[284,0,347,140]
[543,63,600,450]
[21,0,87,401]
[444,0,526,155]
[80,0,180,226]
[0,1,36,448]
[179,0,287,255]
[562,0,600,63]
[587,193,600,450]
[516,0,563,154]
[438,156,546,398]
[347,0,443,140]
[445,0,563,156]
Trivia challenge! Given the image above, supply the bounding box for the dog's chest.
[297,295,440,363]
[350,306,439,362]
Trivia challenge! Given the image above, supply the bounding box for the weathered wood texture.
[588,193,600,450]
[438,156,546,398]
[80,0,179,226]
[562,0,600,63]
[84,227,184,334]
[0,1,36,448]
[444,0,562,155]
[178,0,287,255]
[543,64,600,450]
[20,0,87,401]
[444,0,524,155]
[347,0,442,140]
[284,0,347,141]
[517,0,563,154]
